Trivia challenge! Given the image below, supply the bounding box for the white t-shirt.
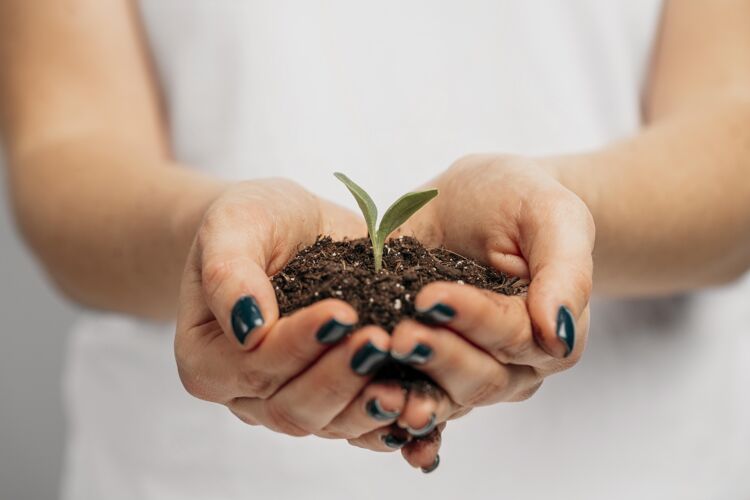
[61,2,750,499]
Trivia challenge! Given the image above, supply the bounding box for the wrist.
[536,153,601,226]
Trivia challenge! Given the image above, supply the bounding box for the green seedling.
[334,172,438,272]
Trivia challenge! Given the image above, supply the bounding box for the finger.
[319,382,407,439]
[391,320,542,406]
[401,423,446,473]
[395,383,459,437]
[229,326,391,435]
[348,425,412,453]
[178,231,277,352]
[198,209,281,350]
[518,196,595,358]
[242,298,358,393]
[347,421,446,468]
[175,298,357,402]
[414,281,552,367]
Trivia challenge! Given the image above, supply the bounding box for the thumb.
[178,216,281,352]
[524,199,595,359]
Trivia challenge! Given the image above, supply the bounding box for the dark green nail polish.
[231,296,264,345]
[406,413,437,437]
[421,455,440,474]
[556,305,576,357]
[382,433,409,449]
[366,399,400,421]
[416,303,455,325]
[316,319,354,344]
[351,342,389,375]
[391,344,433,365]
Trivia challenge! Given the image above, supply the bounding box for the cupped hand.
[174,178,427,449]
[381,155,595,437]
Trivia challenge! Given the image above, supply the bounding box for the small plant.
[334,172,438,272]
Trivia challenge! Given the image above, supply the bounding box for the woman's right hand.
[174,178,443,466]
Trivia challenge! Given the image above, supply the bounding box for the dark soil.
[272,236,528,392]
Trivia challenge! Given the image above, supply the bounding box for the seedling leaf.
[334,172,378,239]
[377,189,439,245]
[333,173,438,272]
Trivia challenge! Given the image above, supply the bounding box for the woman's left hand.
[349,154,595,465]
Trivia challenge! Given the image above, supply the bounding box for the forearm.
[7,137,227,319]
[545,95,750,296]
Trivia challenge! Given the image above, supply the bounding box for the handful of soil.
[272,236,527,390]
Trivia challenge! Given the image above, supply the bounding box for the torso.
[61,2,750,499]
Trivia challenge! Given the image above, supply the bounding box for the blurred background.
[0,162,75,500]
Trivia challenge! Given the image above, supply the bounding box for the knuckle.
[267,177,304,193]
[347,438,369,450]
[177,367,209,401]
[508,379,544,402]
[315,429,341,439]
[279,336,315,368]
[493,324,534,364]
[236,368,276,399]
[451,153,490,172]
[265,401,311,437]
[570,266,593,302]
[175,344,212,401]
[229,407,260,427]
[195,215,217,249]
[463,372,509,407]
[449,407,473,420]
[317,427,355,440]
[481,298,530,361]
[479,293,506,324]
[202,259,234,303]
[572,196,596,234]
[564,348,584,367]
[486,293,512,315]
[542,355,580,376]
[211,198,266,226]
[318,377,353,405]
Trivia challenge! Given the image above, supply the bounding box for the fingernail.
[416,303,455,325]
[381,433,409,449]
[366,399,400,421]
[231,296,264,345]
[556,305,576,357]
[405,413,437,437]
[421,454,440,474]
[316,318,354,344]
[391,343,433,365]
[351,342,389,375]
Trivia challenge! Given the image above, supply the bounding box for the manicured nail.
[405,413,437,437]
[421,455,440,474]
[316,318,354,344]
[391,343,433,365]
[231,296,264,345]
[381,433,409,449]
[351,342,389,375]
[556,305,576,357]
[366,399,400,421]
[416,303,455,325]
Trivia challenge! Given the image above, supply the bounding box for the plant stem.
[373,240,383,272]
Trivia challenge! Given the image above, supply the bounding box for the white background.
[0,162,75,500]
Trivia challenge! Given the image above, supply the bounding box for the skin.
[357,1,750,463]
[2,0,750,472]
[0,0,422,460]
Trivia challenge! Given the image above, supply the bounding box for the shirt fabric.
[60,2,750,499]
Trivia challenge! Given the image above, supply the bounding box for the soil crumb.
[273,236,527,332]
[272,236,528,392]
